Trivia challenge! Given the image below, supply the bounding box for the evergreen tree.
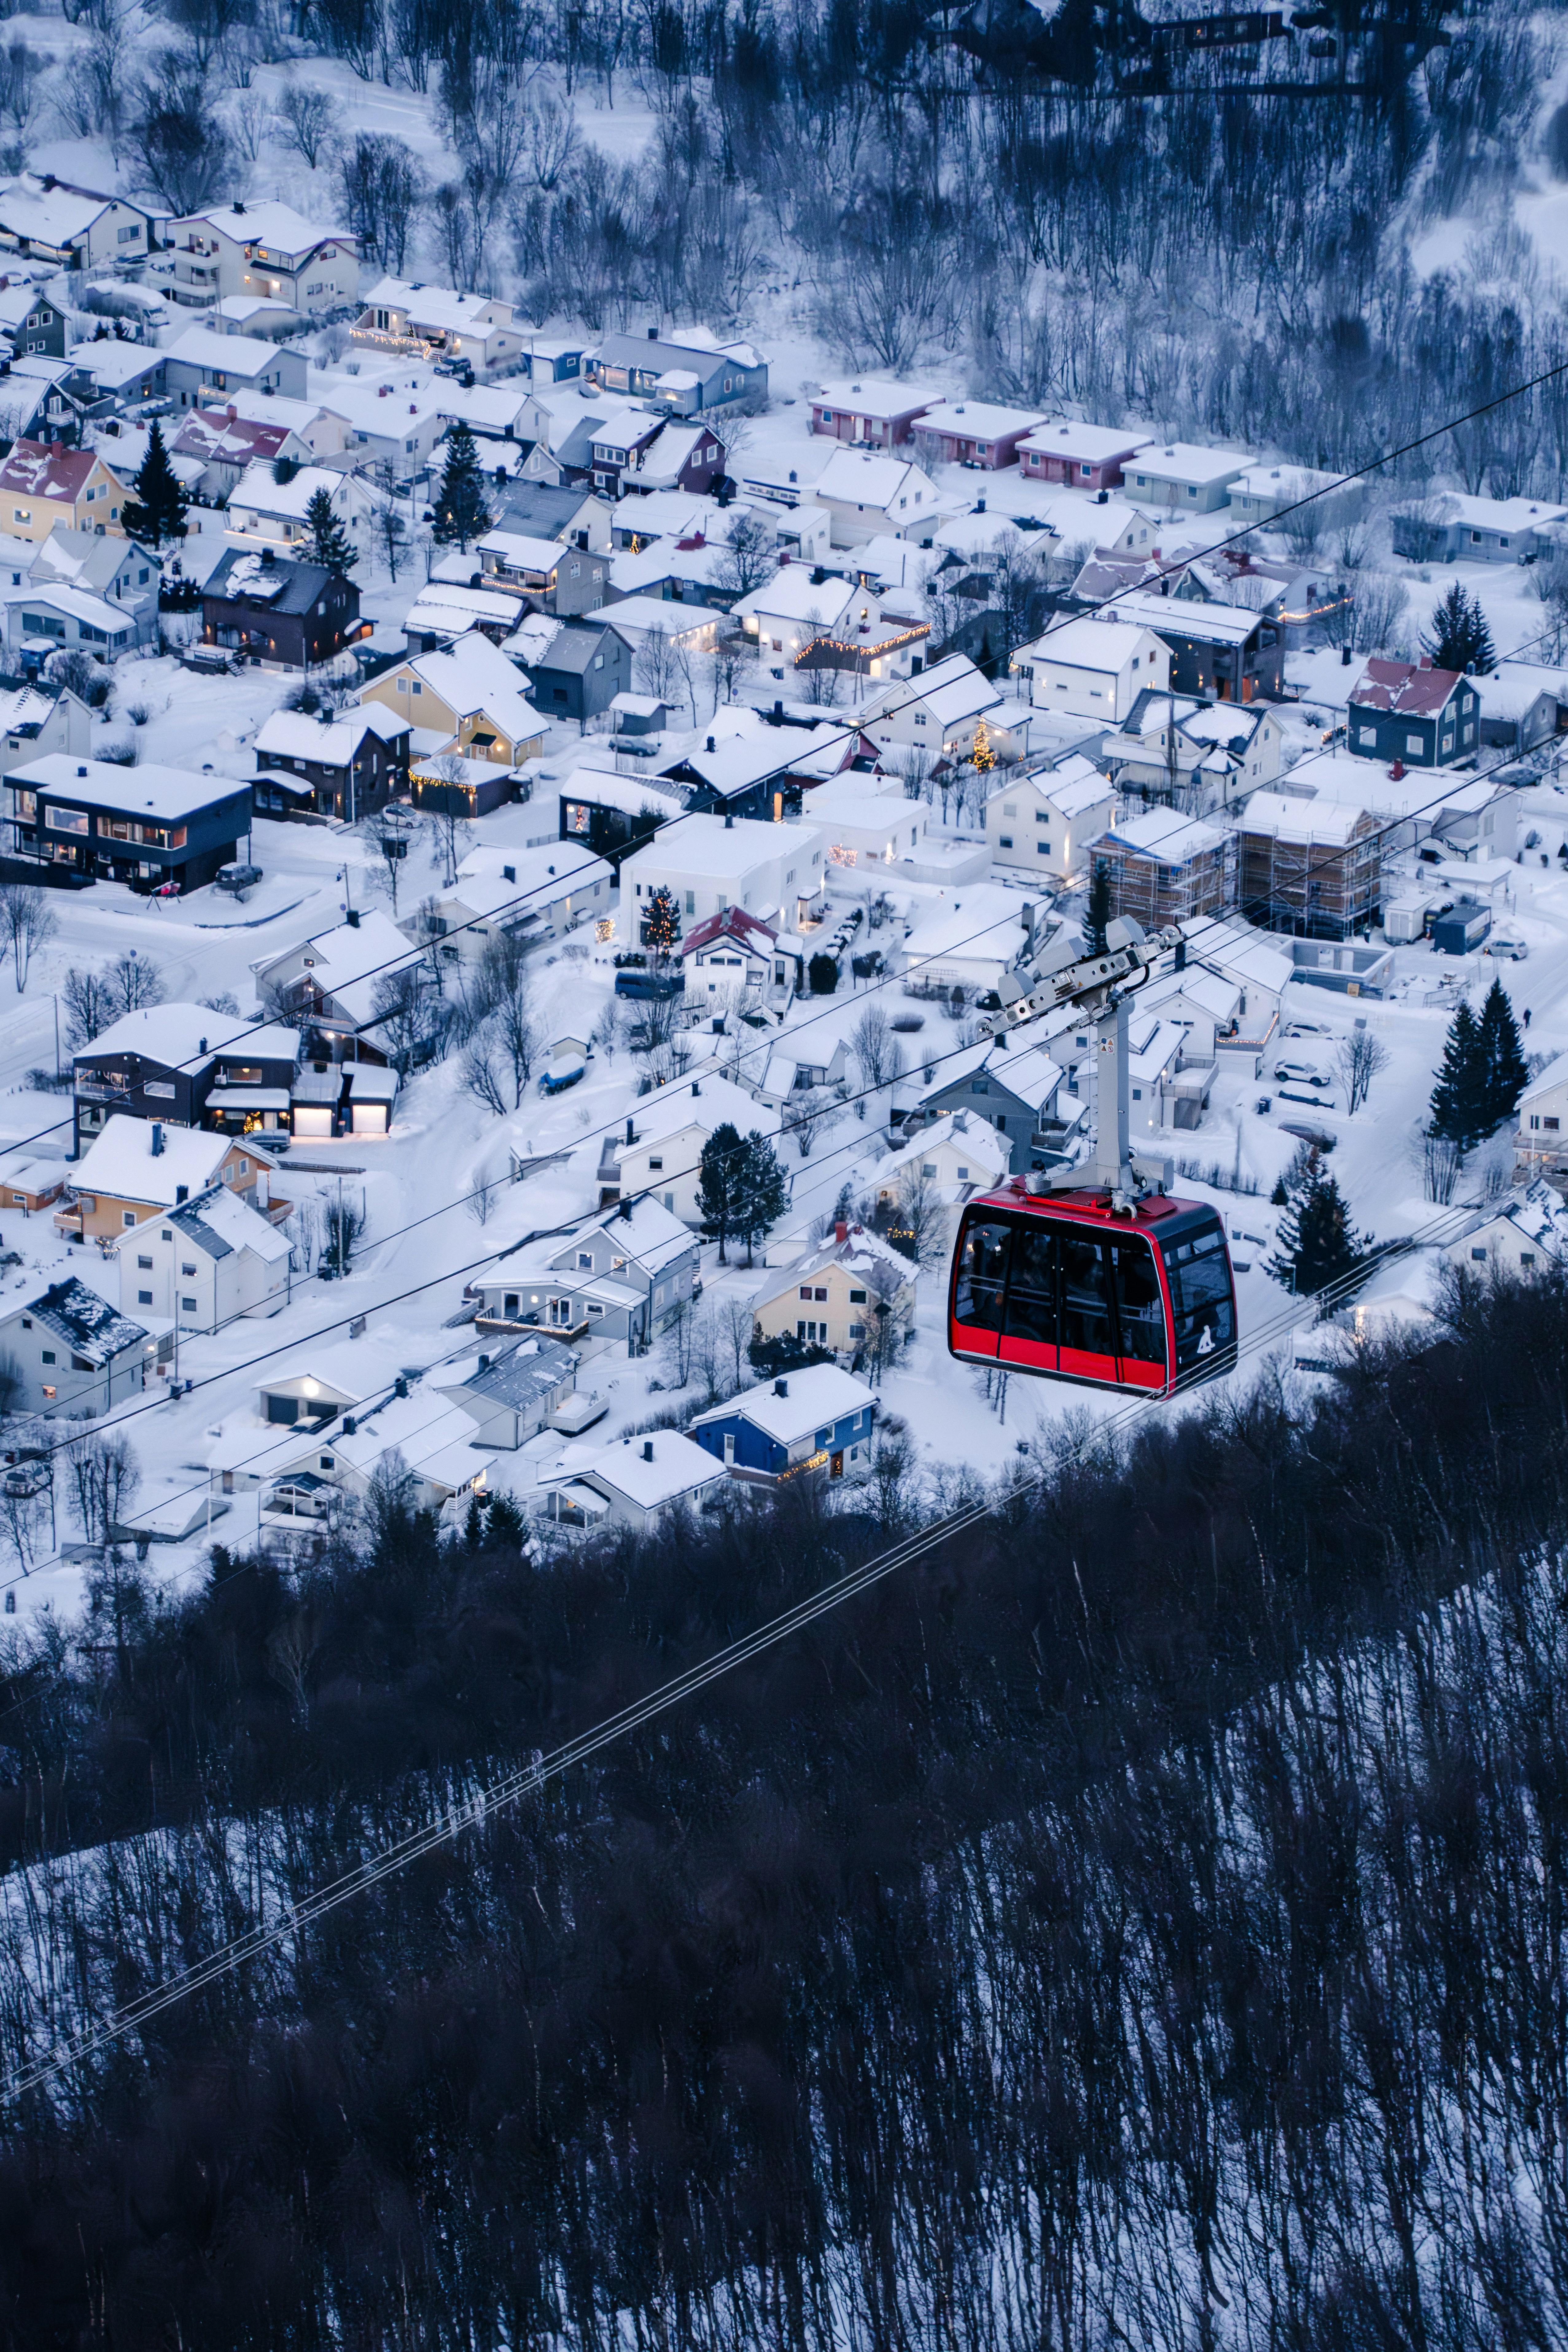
[121,421,187,549]
[432,420,492,550]
[1477,974,1530,1132]
[1086,858,1112,955]
[696,1122,744,1263]
[1429,998,1490,1150]
[643,885,679,957]
[304,487,356,574]
[1422,582,1496,676]
[1266,1164,1366,1297]
[734,1131,789,1266]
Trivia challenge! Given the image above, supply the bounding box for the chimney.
[648,324,658,339]
[395,1375,409,1397]
[774,1377,788,1398]
[625,1115,634,1145]
[232,199,245,213]
[643,1438,654,1460]
[835,1220,847,1242]
[691,1080,700,1096]
[198,1037,207,1054]
[150,1122,164,1157]
[706,735,716,752]
[175,1184,188,1203]
[724,806,733,828]
[343,1415,357,1435]
[773,699,783,720]
[503,864,515,881]
[976,496,985,513]
[1390,758,1405,780]
[477,1352,490,1372]
[261,545,274,566]
[345,908,360,927]
[226,403,236,420]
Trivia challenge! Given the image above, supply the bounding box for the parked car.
[615,969,682,1001]
[1274,1057,1333,1089]
[1483,932,1529,960]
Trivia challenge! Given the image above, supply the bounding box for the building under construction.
[1236,791,1381,939]
[1089,805,1235,928]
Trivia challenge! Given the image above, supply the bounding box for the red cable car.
[949,1181,1238,1396]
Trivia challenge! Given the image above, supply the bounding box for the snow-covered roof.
[1405,491,1567,534]
[734,568,855,627]
[14,1273,146,1365]
[163,326,299,381]
[1098,806,1226,861]
[1113,591,1267,646]
[1521,1052,1568,1106]
[567,1428,726,1511]
[11,752,238,821]
[813,377,947,416]
[478,529,568,573]
[815,447,926,508]
[254,704,407,766]
[872,1108,1011,1186]
[360,276,512,332]
[902,884,1039,968]
[870,651,998,729]
[319,381,446,438]
[0,175,127,246]
[3,580,130,637]
[0,438,119,504]
[1470,662,1567,720]
[553,761,684,826]
[173,407,298,467]
[74,1116,266,1207]
[569,1194,695,1278]
[183,200,352,254]
[913,400,1048,440]
[227,460,349,520]
[1017,419,1154,462]
[918,1032,1063,1113]
[1126,443,1248,484]
[628,1070,781,1147]
[1237,791,1369,845]
[68,338,163,389]
[403,581,526,635]
[399,631,537,724]
[155,1182,291,1265]
[1023,613,1158,671]
[690,1361,873,1442]
[631,811,818,881]
[1350,657,1465,717]
[254,907,418,1003]
[752,1221,916,1312]
[1030,756,1115,818]
[74,1002,251,1068]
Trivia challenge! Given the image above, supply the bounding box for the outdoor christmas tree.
[1422,582,1496,676]
[304,487,356,574]
[971,717,994,772]
[643,885,679,957]
[1086,858,1112,955]
[1429,997,1491,1151]
[121,422,187,549]
[1477,974,1530,1133]
[1266,1163,1366,1297]
[432,420,492,550]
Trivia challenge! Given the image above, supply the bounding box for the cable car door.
[997,1219,1058,1374]
[952,1215,1011,1360]
[1057,1227,1119,1385]
[1107,1234,1169,1393]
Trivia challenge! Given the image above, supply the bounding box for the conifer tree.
[432,420,492,550]
[1477,974,1530,1133]
[1266,1163,1366,1296]
[121,421,187,549]
[304,486,356,574]
[734,1132,788,1266]
[643,885,679,957]
[1429,998,1490,1151]
[1422,581,1496,676]
[696,1122,744,1262]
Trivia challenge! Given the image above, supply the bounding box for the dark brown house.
[200,548,367,672]
[252,704,410,822]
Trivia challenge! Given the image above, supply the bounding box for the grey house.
[527,615,635,725]
[162,330,308,410]
[912,1035,1068,1176]
[1391,494,1565,566]
[0,1275,153,1417]
[466,1197,699,1348]
[433,1333,576,1448]
[590,329,766,414]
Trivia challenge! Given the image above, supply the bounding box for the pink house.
[810,378,945,447]
[1017,420,1154,492]
[908,400,1049,472]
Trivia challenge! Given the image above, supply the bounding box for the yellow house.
[55,1114,282,1243]
[750,1224,917,1358]
[360,631,543,766]
[0,439,130,540]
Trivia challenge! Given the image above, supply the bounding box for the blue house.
[1347,658,1480,768]
[689,1363,876,1485]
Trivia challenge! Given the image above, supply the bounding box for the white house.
[410,839,613,960]
[617,1071,784,1225]
[1228,464,1363,528]
[166,200,359,314]
[116,1181,290,1332]
[619,813,825,940]
[224,461,365,555]
[899,884,1042,996]
[679,906,794,1002]
[1448,1181,1568,1278]
[861,652,1003,762]
[1518,1052,1568,1174]
[0,175,151,271]
[1123,444,1248,513]
[813,448,937,546]
[317,381,447,478]
[870,1108,1011,1205]
[538,1429,728,1535]
[1012,616,1172,720]
[352,277,523,371]
[985,756,1116,882]
[801,772,925,869]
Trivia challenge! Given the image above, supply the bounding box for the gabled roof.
[689,1361,874,1441]
[163,326,297,380]
[872,1108,1011,1187]
[437,1332,575,1414]
[1236,791,1370,845]
[1126,442,1248,484]
[1022,613,1161,671]
[11,751,240,821]
[0,176,133,246]
[74,1115,266,1207]
[814,447,926,510]
[752,1223,915,1314]
[74,1002,252,1070]
[0,438,119,504]
[571,1428,726,1510]
[626,1070,782,1149]
[528,616,631,677]
[1098,806,1226,861]
[203,546,341,615]
[679,905,779,959]
[159,1183,290,1265]
[1350,656,1469,717]
[255,704,407,766]
[226,460,350,521]
[182,200,352,254]
[173,408,297,467]
[17,1274,146,1365]
[1017,418,1154,462]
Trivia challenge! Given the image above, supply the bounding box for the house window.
[40,1350,54,1365]
[180,1296,197,1313]
[122,1211,136,1228]
[1358,725,1376,747]
[138,1289,152,1304]
[648,1157,663,1172]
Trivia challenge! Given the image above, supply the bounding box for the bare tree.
[460,1035,509,1118]
[1337,1028,1391,1114]
[712,512,775,603]
[785,1085,832,1158]
[420,757,471,885]
[364,1446,417,1545]
[851,1005,904,1105]
[0,884,56,993]
[65,1431,140,1547]
[107,949,162,1017]
[321,1187,367,1277]
[275,78,336,169]
[893,1161,951,1275]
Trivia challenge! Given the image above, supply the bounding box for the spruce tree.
[734,1132,788,1266]
[432,420,492,550]
[121,421,187,549]
[1422,582,1496,676]
[304,486,356,574]
[1266,1164,1366,1297]
[643,885,679,957]
[696,1122,744,1263]
[1477,975,1530,1132]
[1086,858,1112,955]
[1429,998,1490,1150]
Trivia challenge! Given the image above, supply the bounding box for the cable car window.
[1109,1236,1166,1364]
[1002,1223,1057,1347]
[1162,1224,1235,1361]
[955,1218,1010,1331]
[1060,1233,1114,1356]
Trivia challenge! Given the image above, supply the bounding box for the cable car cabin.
[949,1184,1237,1396]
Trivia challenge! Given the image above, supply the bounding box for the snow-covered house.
[166,200,359,315]
[57,1115,278,1244]
[1123,444,1248,513]
[161,326,308,407]
[911,1035,1068,1174]
[0,175,152,271]
[0,439,129,540]
[870,1109,1011,1205]
[749,1222,917,1357]
[617,1072,784,1226]
[899,884,1042,997]
[352,278,524,371]
[318,381,447,478]
[478,529,608,615]
[620,812,825,940]
[689,1363,877,1484]
[433,1333,578,1448]
[862,652,1004,763]
[809,379,944,446]
[1518,1053,1568,1175]
[362,632,543,770]
[171,406,314,500]
[223,460,364,556]
[680,905,796,1002]
[1448,1182,1568,1279]
[1012,616,1172,720]
[115,1181,291,1332]
[537,1429,729,1534]
[253,704,410,823]
[1090,807,1235,929]
[252,908,420,1052]
[0,677,88,777]
[985,757,1115,882]
[813,448,937,546]
[469,1196,700,1347]
[0,1275,153,1417]
[802,772,925,868]
[409,838,612,960]
[909,400,1049,471]
[1392,492,1566,566]
[1016,419,1152,492]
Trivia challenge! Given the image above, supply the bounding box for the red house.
[810,378,944,447]
[1017,421,1153,493]
[909,401,1049,472]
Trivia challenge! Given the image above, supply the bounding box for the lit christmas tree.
[643,884,679,957]
[971,716,994,772]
